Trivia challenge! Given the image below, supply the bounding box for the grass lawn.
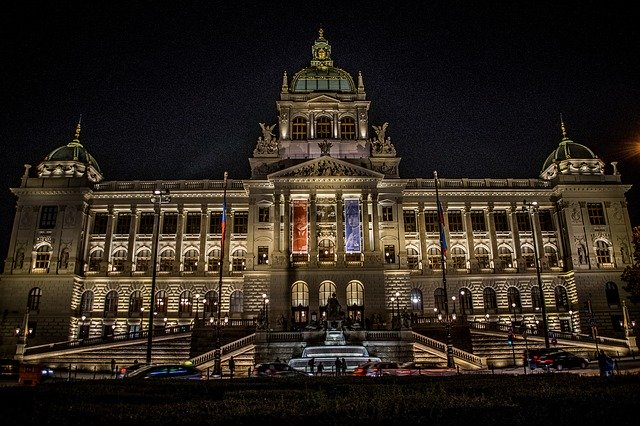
[1,374,639,425]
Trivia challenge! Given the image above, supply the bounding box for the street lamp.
[511,302,517,326]
[146,187,171,364]
[262,293,270,330]
[523,200,550,348]
[395,291,400,325]
[451,296,457,322]
[459,290,466,322]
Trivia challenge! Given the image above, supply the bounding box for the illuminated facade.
[1,30,637,358]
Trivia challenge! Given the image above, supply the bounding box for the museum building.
[0,30,637,359]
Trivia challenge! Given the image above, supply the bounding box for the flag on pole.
[437,199,447,257]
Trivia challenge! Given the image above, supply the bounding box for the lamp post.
[146,187,171,364]
[451,296,457,322]
[262,293,270,330]
[213,171,229,378]
[523,200,550,348]
[459,290,466,322]
[395,291,401,327]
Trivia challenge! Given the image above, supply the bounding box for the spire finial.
[319,28,324,39]
[73,115,82,142]
[560,114,568,140]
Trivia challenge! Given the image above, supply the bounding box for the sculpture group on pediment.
[371,122,396,155]
[254,123,278,155]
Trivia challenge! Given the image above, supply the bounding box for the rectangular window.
[382,206,393,222]
[138,213,155,234]
[185,212,201,234]
[210,212,222,234]
[233,211,249,234]
[447,211,464,232]
[115,213,131,234]
[470,211,486,232]
[92,213,108,234]
[384,244,396,263]
[258,207,270,223]
[257,246,269,265]
[516,212,532,232]
[162,213,178,234]
[493,210,509,232]
[539,210,554,231]
[403,210,417,233]
[587,203,606,225]
[39,206,58,229]
[424,211,438,233]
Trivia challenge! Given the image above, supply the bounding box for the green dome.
[44,140,102,174]
[541,139,598,172]
[290,29,356,93]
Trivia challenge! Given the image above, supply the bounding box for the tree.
[621,226,640,303]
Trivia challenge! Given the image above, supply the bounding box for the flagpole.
[435,171,455,368]
[213,171,228,377]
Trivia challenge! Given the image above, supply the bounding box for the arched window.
[318,239,335,261]
[89,249,103,272]
[605,281,620,307]
[285,282,306,309]
[407,247,420,269]
[459,288,473,315]
[319,281,336,320]
[203,290,218,317]
[410,288,423,312]
[111,248,127,272]
[434,288,446,313]
[346,281,364,306]
[207,248,221,271]
[530,286,541,311]
[104,290,119,316]
[340,116,355,140]
[155,290,168,314]
[427,246,442,269]
[183,248,199,271]
[544,245,558,268]
[483,287,497,312]
[159,248,175,272]
[292,117,307,140]
[231,248,247,271]
[136,248,151,272]
[498,246,513,268]
[521,245,535,268]
[80,290,94,314]
[34,244,52,271]
[596,240,612,266]
[27,287,42,311]
[129,290,143,316]
[474,245,491,269]
[507,287,521,312]
[451,246,466,269]
[179,290,193,315]
[315,116,332,139]
[229,290,243,313]
[554,286,569,311]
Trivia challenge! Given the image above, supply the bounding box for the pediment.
[308,94,339,104]
[268,157,384,179]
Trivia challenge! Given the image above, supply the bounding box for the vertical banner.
[344,199,361,253]
[292,200,308,253]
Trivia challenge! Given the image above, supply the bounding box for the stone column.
[418,201,428,272]
[198,205,208,273]
[362,192,371,252]
[509,203,523,271]
[464,203,477,272]
[486,203,499,271]
[126,206,139,274]
[309,194,318,267]
[174,205,185,273]
[102,206,115,272]
[336,192,345,267]
[372,193,380,252]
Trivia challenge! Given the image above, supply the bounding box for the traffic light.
[507,331,514,346]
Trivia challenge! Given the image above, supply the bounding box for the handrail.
[23,324,193,356]
[411,332,485,368]
[190,334,256,366]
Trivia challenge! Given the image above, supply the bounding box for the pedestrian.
[308,357,315,375]
[335,357,341,376]
[228,356,235,379]
[341,357,347,375]
[317,361,324,376]
[110,358,116,378]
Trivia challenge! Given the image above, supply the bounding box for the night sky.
[1,1,639,269]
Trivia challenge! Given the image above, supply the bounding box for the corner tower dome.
[37,119,104,182]
[540,120,604,180]
[290,28,356,93]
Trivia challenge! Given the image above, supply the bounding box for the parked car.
[352,361,399,377]
[523,348,560,369]
[125,363,204,380]
[252,362,309,377]
[117,362,147,379]
[391,362,457,377]
[537,350,590,370]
